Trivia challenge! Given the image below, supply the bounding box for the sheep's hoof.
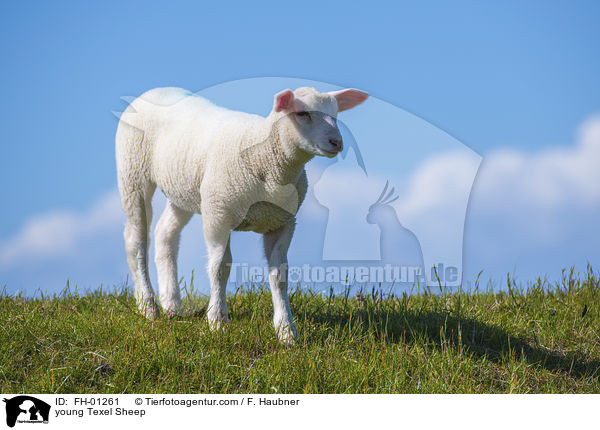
[161,301,181,318]
[207,311,229,332]
[139,300,160,321]
[275,322,298,346]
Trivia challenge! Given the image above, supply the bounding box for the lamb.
[115,85,369,342]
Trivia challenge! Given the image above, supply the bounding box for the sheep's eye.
[295,111,311,120]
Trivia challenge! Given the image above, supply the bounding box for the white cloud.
[475,115,600,210]
[392,114,600,227]
[460,115,600,281]
[0,190,124,269]
[394,150,482,222]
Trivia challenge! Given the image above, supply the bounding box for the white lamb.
[115,86,369,342]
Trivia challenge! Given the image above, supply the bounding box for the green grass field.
[1,267,600,394]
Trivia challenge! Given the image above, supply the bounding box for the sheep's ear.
[329,88,369,112]
[274,89,295,112]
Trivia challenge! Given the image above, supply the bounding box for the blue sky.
[1,1,599,295]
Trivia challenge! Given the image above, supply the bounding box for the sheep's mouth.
[319,148,340,157]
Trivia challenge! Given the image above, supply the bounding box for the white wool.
[115,86,368,342]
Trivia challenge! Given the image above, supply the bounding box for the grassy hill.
[1,267,600,393]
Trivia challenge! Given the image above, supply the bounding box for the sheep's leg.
[122,184,159,320]
[203,221,232,330]
[154,201,193,316]
[263,221,297,343]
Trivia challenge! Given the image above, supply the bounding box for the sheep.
[115,85,369,342]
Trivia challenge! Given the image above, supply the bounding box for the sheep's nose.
[329,138,343,150]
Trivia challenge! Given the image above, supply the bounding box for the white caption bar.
[0,394,596,429]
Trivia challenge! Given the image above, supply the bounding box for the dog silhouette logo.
[3,396,50,427]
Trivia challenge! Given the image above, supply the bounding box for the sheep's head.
[272,86,368,158]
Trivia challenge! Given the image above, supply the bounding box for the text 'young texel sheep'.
[115,86,369,342]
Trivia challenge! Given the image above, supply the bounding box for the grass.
[1,267,600,393]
